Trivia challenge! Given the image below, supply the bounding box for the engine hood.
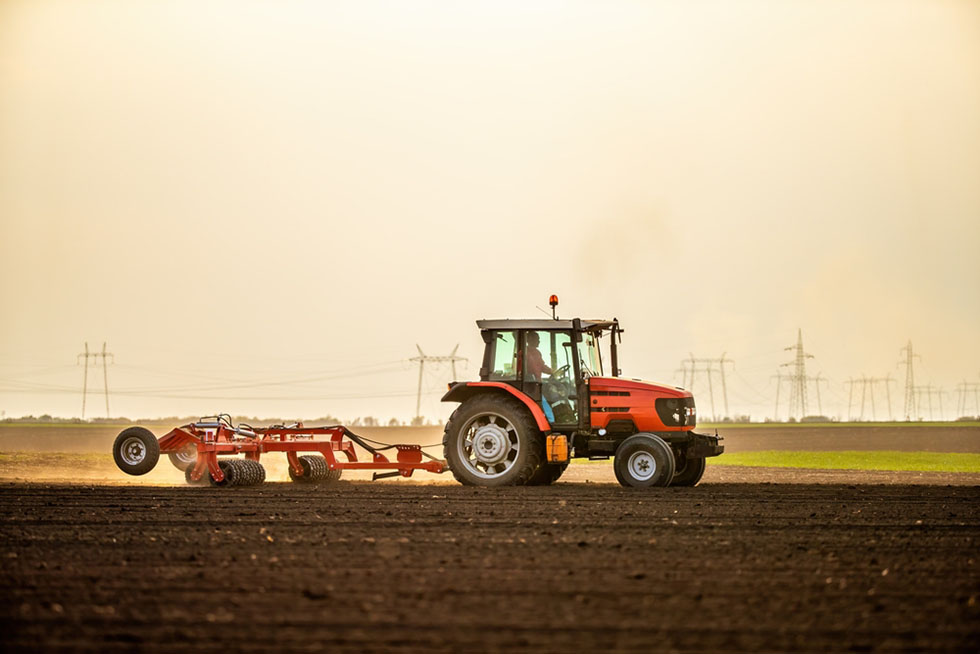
[588,376,691,398]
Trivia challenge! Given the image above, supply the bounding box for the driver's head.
[527,331,540,347]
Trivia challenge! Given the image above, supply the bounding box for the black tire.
[244,459,266,485]
[614,433,676,488]
[443,394,543,487]
[526,462,568,486]
[288,455,326,483]
[672,452,707,487]
[209,459,236,487]
[112,427,160,476]
[168,443,198,472]
[184,465,208,486]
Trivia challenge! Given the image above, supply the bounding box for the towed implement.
[112,414,446,486]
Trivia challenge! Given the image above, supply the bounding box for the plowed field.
[1,482,978,653]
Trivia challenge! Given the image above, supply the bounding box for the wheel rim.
[174,443,197,464]
[119,437,146,466]
[627,450,657,481]
[457,412,520,480]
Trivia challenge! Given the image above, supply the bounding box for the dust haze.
[1,0,978,422]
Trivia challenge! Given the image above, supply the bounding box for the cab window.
[488,331,518,380]
[577,332,602,377]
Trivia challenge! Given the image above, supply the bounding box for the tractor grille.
[655,397,696,427]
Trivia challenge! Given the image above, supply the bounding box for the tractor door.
[481,330,520,391]
[522,330,579,426]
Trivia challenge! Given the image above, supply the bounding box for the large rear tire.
[526,462,568,486]
[112,427,160,476]
[443,394,543,487]
[614,433,675,488]
[672,453,706,487]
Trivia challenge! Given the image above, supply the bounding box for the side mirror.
[572,318,583,342]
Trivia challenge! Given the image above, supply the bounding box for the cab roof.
[476,319,618,332]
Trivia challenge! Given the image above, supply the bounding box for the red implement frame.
[157,419,446,483]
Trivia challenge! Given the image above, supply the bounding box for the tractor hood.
[588,376,691,399]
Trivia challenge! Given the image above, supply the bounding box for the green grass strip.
[708,450,980,473]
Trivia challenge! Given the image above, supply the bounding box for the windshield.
[577,332,602,377]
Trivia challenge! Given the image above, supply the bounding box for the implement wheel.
[443,394,543,487]
[614,433,675,488]
[288,455,327,483]
[184,465,208,486]
[112,427,160,476]
[168,443,198,472]
[209,459,236,487]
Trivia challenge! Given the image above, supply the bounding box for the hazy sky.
[1,0,979,422]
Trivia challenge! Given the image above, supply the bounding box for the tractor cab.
[475,318,619,430]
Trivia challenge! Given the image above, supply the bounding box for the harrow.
[112,414,447,486]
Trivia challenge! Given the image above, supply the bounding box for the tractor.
[441,300,723,487]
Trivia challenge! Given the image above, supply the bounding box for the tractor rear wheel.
[526,462,568,486]
[614,433,675,488]
[671,453,706,486]
[112,427,160,476]
[443,394,543,487]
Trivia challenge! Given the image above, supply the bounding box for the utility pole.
[780,329,814,420]
[409,345,467,421]
[77,343,89,419]
[76,342,113,419]
[898,341,920,421]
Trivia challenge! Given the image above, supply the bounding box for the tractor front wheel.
[614,433,675,488]
[672,452,707,487]
[444,394,543,487]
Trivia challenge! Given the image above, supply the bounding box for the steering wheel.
[543,364,572,404]
[550,364,571,381]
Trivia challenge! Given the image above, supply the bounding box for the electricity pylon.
[409,345,467,421]
[77,342,113,418]
[677,354,734,421]
[898,341,920,421]
[845,375,894,421]
[914,385,945,421]
[780,329,814,420]
[956,381,980,417]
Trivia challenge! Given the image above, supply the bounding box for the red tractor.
[441,308,723,487]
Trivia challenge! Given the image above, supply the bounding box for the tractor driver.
[525,331,556,423]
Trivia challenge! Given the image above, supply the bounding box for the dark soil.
[1,482,978,653]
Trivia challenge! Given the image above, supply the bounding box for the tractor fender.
[442,382,551,432]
